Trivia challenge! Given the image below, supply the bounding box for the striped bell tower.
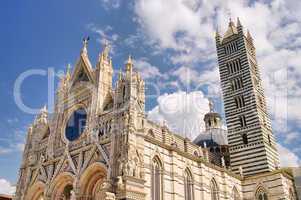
[215,18,279,176]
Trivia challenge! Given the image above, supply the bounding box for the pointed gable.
[70,53,95,87]
[222,20,238,41]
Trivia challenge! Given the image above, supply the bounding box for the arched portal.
[49,172,75,200]
[25,181,45,200]
[79,162,107,200]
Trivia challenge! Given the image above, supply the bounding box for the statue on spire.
[81,36,90,54]
[102,39,111,59]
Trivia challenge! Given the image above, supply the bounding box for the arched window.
[210,179,219,200]
[184,169,194,200]
[232,187,240,200]
[242,134,248,145]
[255,187,268,200]
[152,156,163,200]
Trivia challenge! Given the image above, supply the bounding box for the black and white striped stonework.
[215,22,279,176]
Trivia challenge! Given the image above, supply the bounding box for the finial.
[66,63,71,79]
[118,68,122,80]
[125,54,133,73]
[81,36,90,54]
[102,39,110,58]
[209,99,214,112]
[41,105,47,113]
[247,30,253,40]
[227,10,235,27]
[127,54,133,65]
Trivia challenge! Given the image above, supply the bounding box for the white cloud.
[133,58,164,80]
[87,24,119,54]
[278,144,301,167]
[148,91,210,139]
[134,0,301,154]
[0,179,15,195]
[0,142,25,155]
[100,0,121,10]
[284,132,299,145]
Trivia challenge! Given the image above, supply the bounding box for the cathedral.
[15,19,298,200]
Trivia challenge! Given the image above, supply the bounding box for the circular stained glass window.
[65,108,87,141]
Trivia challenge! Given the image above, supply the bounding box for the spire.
[66,63,71,81]
[247,30,253,41]
[100,40,110,61]
[237,17,242,27]
[103,40,110,57]
[125,54,133,73]
[118,68,122,80]
[40,105,48,113]
[222,17,238,40]
[81,37,90,55]
[127,54,133,65]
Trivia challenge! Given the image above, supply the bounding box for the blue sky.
[0,0,301,194]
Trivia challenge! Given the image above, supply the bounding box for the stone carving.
[70,190,76,200]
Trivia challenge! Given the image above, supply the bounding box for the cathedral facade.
[15,20,298,200]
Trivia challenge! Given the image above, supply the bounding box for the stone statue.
[70,190,76,200]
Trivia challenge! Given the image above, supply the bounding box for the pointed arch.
[151,155,163,200]
[48,172,75,200]
[184,168,194,200]
[231,186,240,200]
[79,162,107,199]
[255,185,269,200]
[25,181,45,200]
[210,178,219,200]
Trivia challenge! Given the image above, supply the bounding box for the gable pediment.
[70,54,95,88]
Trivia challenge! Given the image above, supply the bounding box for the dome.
[193,128,228,147]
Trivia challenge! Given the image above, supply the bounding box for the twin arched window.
[151,157,163,200]
[184,169,194,200]
[210,179,219,200]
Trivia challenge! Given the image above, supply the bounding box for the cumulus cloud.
[133,58,164,80]
[0,179,15,195]
[0,142,25,155]
[148,91,210,139]
[147,90,301,167]
[87,24,119,54]
[134,0,301,150]
[278,144,301,167]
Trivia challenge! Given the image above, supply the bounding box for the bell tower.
[215,18,279,176]
[95,42,114,113]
